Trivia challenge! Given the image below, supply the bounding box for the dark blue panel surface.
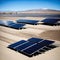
[23,40,54,55]
[15,42,35,51]
[8,38,55,57]
[8,38,43,51]
[0,20,25,29]
[15,38,43,51]
[41,18,60,25]
[9,23,25,29]
[28,38,43,43]
[8,40,27,49]
[17,19,39,25]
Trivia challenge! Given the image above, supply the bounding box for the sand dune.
[39,30,60,41]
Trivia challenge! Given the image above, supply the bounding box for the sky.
[0,0,60,11]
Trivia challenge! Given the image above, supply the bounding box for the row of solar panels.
[0,20,25,29]
[17,18,60,25]
[8,38,57,57]
[0,18,60,29]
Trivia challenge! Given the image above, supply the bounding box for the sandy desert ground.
[0,9,60,60]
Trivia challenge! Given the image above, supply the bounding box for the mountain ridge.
[0,9,60,13]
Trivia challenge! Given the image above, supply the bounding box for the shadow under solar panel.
[17,19,39,25]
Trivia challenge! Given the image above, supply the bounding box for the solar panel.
[15,42,36,51]
[8,38,55,57]
[0,20,25,29]
[17,19,39,25]
[28,38,43,43]
[22,40,54,57]
[9,23,25,29]
[15,39,43,51]
[8,40,27,50]
[0,20,15,26]
[8,38,43,51]
[41,18,60,25]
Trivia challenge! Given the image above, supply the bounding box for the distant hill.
[0,9,60,17]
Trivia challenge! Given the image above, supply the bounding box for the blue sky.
[0,0,60,11]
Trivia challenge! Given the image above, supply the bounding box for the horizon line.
[0,8,60,12]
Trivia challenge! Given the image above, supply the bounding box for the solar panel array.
[41,18,60,26]
[0,19,59,57]
[0,20,25,29]
[17,19,39,25]
[8,38,56,57]
[0,18,60,30]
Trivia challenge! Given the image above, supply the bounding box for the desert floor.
[0,16,60,60]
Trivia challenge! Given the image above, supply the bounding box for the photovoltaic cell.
[12,38,43,51]
[8,38,43,51]
[8,40,27,50]
[17,19,39,25]
[41,18,60,25]
[0,20,25,29]
[8,38,55,57]
[22,40,54,56]
[15,42,36,51]
[28,38,43,43]
[9,23,25,29]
